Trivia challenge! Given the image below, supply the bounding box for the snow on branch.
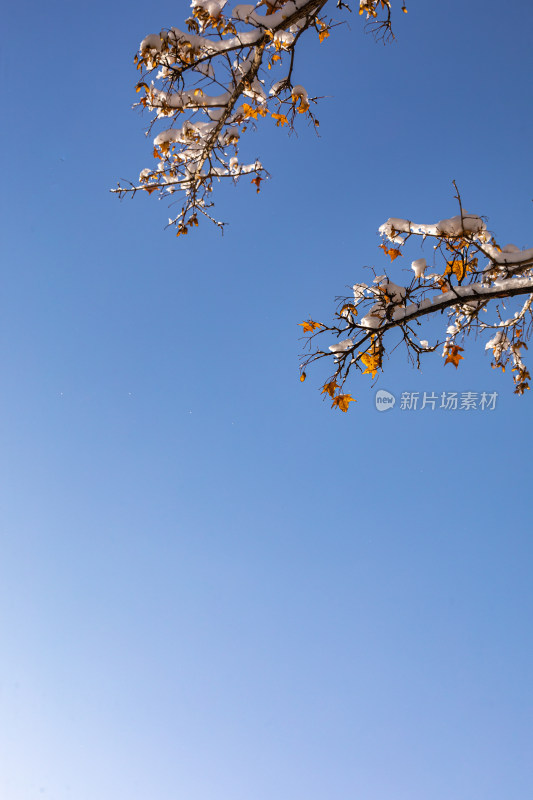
[112,0,399,235]
[300,189,533,409]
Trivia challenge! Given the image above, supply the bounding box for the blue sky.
[1,1,532,799]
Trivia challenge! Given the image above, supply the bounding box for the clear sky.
[1,1,532,799]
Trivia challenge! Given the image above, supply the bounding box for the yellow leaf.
[443,259,467,282]
[359,351,381,378]
[331,394,356,412]
[444,345,464,368]
[321,380,339,398]
[300,372,306,382]
[340,303,358,317]
[271,112,289,127]
[380,244,402,261]
[444,255,477,281]
[299,320,322,333]
[242,103,258,119]
[242,103,267,119]
[317,21,330,42]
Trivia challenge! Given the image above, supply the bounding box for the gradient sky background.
[1,1,532,799]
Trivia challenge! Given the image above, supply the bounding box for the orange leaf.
[321,380,339,398]
[242,103,258,119]
[242,103,267,119]
[340,303,358,317]
[300,372,306,382]
[444,259,466,281]
[380,244,402,261]
[331,394,356,412]
[317,22,330,42]
[271,112,289,127]
[299,320,322,333]
[251,176,262,193]
[444,345,464,368]
[359,351,381,378]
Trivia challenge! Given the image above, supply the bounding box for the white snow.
[353,283,368,302]
[273,30,295,47]
[380,213,487,243]
[412,258,426,279]
[329,338,354,353]
[359,315,382,329]
[436,213,484,236]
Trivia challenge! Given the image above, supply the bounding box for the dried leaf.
[340,303,358,318]
[380,244,402,261]
[444,345,464,368]
[242,103,267,119]
[444,259,468,282]
[360,351,381,378]
[321,380,339,398]
[271,112,289,127]
[317,21,330,42]
[299,320,322,333]
[331,394,356,412]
